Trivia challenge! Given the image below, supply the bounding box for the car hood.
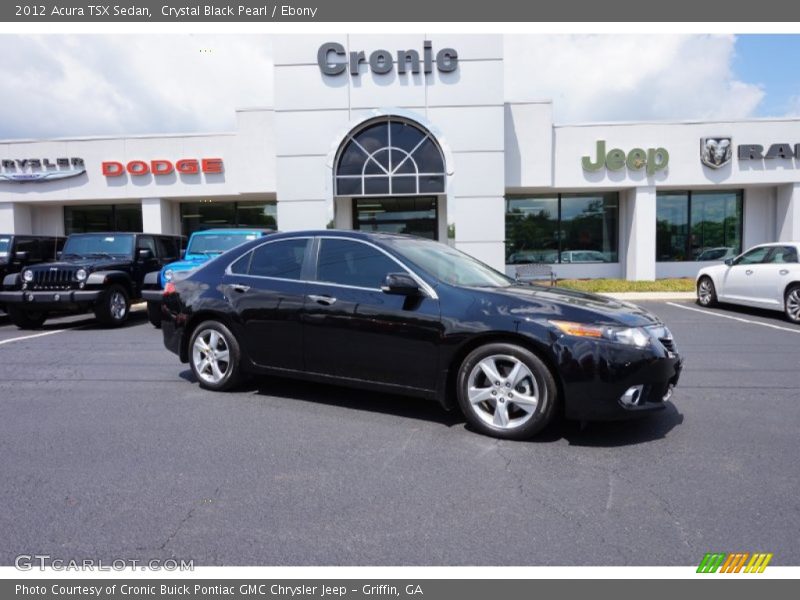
[471,284,663,327]
[27,258,128,271]
[164,259,206,273]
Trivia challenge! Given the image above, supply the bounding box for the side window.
[734,246,770,265]
[316,238,399,289]
[230,252,252,275]
[766,246,799,264]
[247,238,310,279]
[136,236,157,256]
[156,237,180,261]
[14,239,40,262]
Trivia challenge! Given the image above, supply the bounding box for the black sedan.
[160,231,682,440]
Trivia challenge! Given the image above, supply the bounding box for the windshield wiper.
[61,253,86,259]
[87,252,116,259]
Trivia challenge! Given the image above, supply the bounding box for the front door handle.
[231,284,250,293]
[308,294,337,306]
[780,269,790,276]
[745,269,753,275]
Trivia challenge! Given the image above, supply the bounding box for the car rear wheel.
[784,284,800,324]
[7,306,47,330]
[190,321,242,391]
[146,301,162,328]
[94,284,130,327]
[697,276,718,307]
[456,343,558,440]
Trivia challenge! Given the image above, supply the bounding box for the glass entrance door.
[352,197,438,240]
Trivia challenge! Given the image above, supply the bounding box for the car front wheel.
[456,343,558,440]
[697,276,718,307]
[785,284,800,324]
[7,306,47,330]
[189,321,242,391]
[94,284,130,327]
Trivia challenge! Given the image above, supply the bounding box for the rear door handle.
[745,269,753,275]
[231,284,250,293]
[780,269,790,276]
[308,294,337,306]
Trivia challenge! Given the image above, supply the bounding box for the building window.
[335,117,446,197]
[180,200,277,236]
[64,204,143,235]
[656,190,742,261]
[353,197,438,240]
[505,193,619,264]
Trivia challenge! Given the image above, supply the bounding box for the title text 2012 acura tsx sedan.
[160,231,682,440]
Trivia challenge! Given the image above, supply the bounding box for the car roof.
[190,228,272,235]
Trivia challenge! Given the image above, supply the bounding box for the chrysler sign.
[318,41,458,76]
[0,157,85,183]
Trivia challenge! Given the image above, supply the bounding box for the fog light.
[620,385,644,407]
[662,384,675,402]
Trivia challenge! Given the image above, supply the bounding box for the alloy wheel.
[698,279,713,305]
[110,291,127,320]
[192,329,231,384]
[787,289,800,322]
[466,354,541,430]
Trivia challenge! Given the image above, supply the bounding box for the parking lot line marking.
[665,302,800,334]
[0,329,70,347]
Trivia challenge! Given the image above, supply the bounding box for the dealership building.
[1,34,799,280]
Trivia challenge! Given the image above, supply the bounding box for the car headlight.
[22,269,33,282]
[550,320,651,348]
[75,268,87,282]
[163,269,174,282]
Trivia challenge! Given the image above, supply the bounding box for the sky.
[1,34,799,140]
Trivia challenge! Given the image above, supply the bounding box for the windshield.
[387,238,513,288]
[0,237,10,262]
[62,234,134,258]
[187,232,258,255]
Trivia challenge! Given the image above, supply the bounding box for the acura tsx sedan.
[160,231,682,440]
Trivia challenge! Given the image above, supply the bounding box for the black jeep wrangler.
[0,234,66,311]
[0,232,183,329]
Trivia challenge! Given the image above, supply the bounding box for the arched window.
[335,117,446,197]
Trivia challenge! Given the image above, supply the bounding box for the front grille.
[30,268,77,290]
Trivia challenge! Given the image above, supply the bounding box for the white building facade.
[2,34,800,280]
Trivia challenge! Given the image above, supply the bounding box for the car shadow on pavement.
[180,369,683,445]
[180,370,465,428]
[560,402,684,447]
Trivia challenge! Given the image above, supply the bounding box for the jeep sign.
[317,41,458,76]
[582,140,669,176]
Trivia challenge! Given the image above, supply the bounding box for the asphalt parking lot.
[0,300,798,566]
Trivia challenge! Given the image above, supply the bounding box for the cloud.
[504,34,765,123]
[0,34,273,140]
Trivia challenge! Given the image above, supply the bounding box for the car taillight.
[163,282,177,296]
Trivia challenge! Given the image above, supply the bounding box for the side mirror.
[724,258,734,266]
[138,248,152,260]
[13,251,28,262]
[381,272,421,296]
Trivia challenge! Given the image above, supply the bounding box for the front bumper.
[0,289,102,308]
[140,289,163,302]
[554,335,683,421]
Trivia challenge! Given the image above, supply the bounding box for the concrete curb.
[598,292,696,301]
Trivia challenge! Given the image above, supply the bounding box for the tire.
[456,342,558,440]
[696,276,718,307]
[189,320,242,391]
[784,284,800,324]
[146,301,162,329]
[7,306,47,330]
[93,284,130,327]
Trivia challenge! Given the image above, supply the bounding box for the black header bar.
[3,0,800,22]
